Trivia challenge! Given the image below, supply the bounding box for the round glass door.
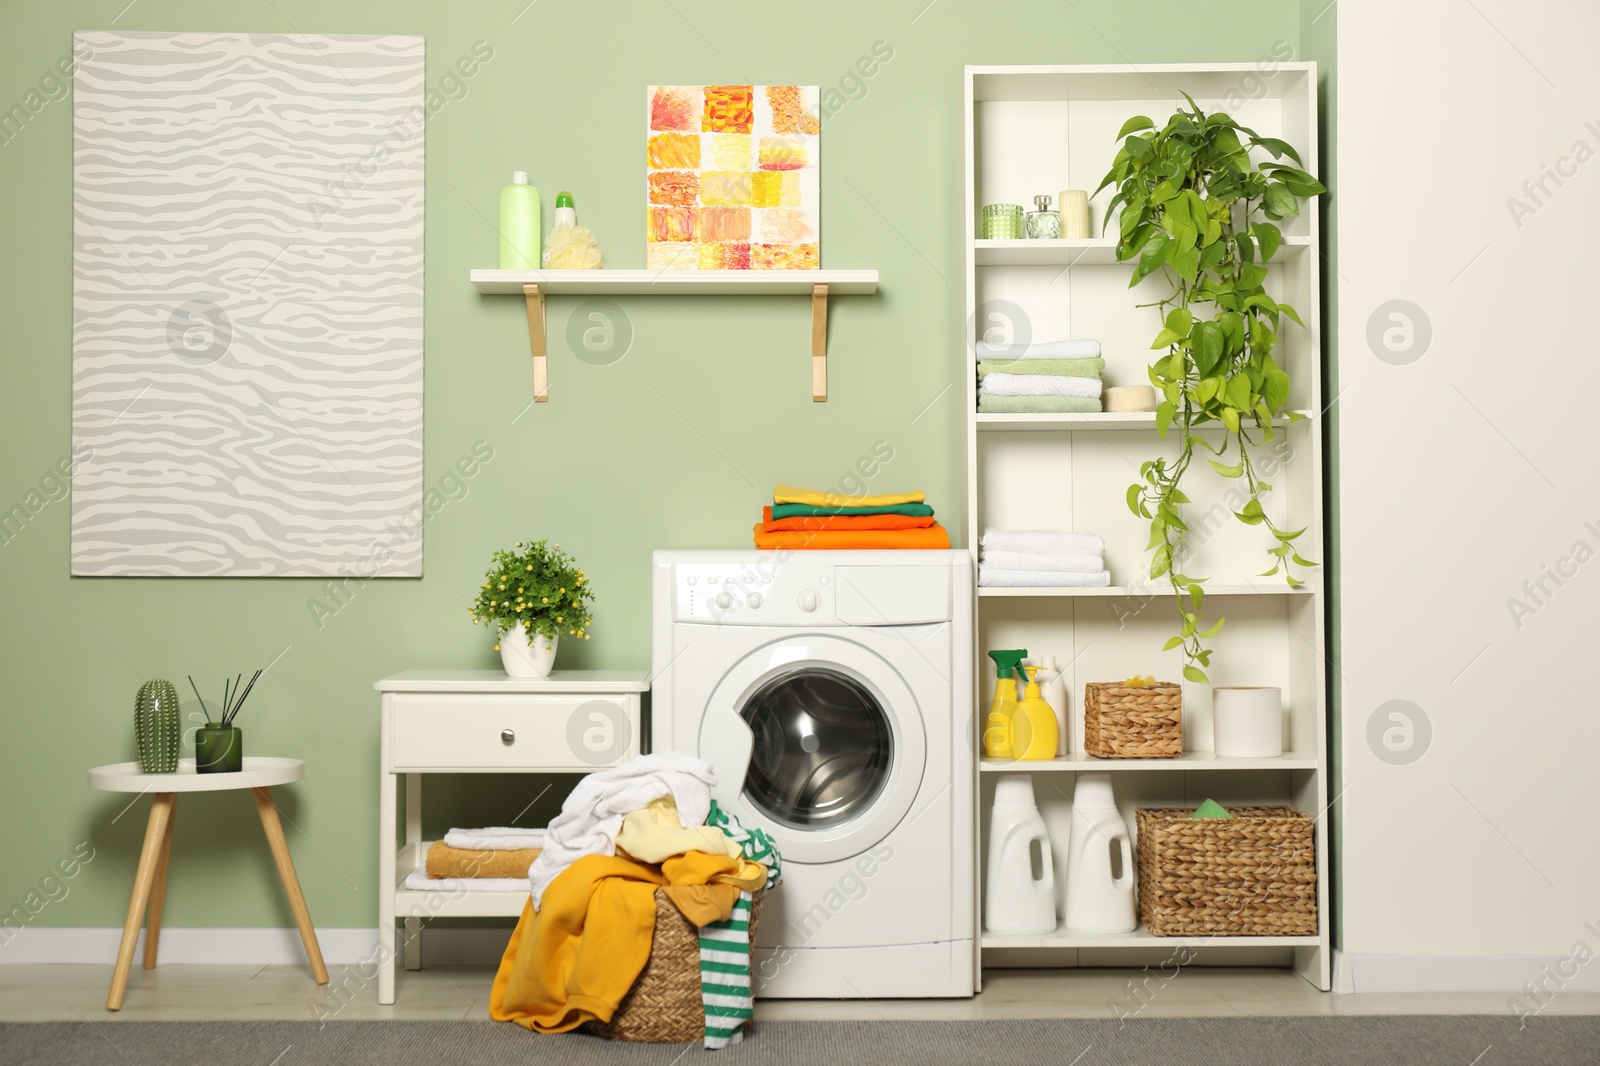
[740,668,892,831]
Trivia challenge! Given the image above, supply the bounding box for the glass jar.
[980,203,1023,240]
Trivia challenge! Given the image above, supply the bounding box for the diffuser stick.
[188,675,213,724]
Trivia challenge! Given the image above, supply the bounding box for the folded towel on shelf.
[527,752,718,909]
[752,522,952,551]
[976,357,1105,380]
[772,483,925,508]
[977,395,1102,414]
[979,549,1105,573]
[443,827,547,852]
[401,869,530,893]
[980,373,1103,399]
[760,506,936,533]
[427,842,542,880]
[978,566,1112,588]
[770,501,935,519]
[976,339,1102,360]
[981,529,1107,555]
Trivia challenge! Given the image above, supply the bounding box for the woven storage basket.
[582,888,764,1043]
[1135,806,1317,936]
[1084,682,1182,758]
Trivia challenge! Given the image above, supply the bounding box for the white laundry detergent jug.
[1062,772,1137,934]
[983,774,1057,936]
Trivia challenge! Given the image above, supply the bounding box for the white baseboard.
[0,926,512,967]
[1346,954,1600,994]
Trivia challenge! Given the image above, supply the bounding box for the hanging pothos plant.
[1095,95,1325,682]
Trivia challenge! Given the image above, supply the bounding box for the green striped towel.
[700,890,754,1049]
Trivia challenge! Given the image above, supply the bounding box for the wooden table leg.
[107,792,175,1010]
[142,797,177,970]
[251,786,329,985]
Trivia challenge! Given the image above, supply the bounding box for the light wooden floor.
[4,964,1598,1023]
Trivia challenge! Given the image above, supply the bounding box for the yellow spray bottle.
[984,650,1027,758]
[1012,665,1061,760]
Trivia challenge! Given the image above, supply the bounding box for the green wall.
[0,0,1316,936]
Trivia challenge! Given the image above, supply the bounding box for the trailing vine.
[1096,95,1325,682]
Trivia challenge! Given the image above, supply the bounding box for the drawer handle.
[501,728,515,745]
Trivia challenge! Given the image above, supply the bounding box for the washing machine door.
[699,633,927,865]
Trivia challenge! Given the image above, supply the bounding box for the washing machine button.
[798,589,819,612]
[746,592,763,609]
[714,592,734,610]
[686,575,697,585]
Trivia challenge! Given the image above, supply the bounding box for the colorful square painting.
[647,85,819,270]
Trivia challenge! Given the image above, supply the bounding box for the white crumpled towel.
[527,751,718,908]
[979,373,1103,398]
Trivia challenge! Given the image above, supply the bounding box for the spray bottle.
[1013,666,1061,760]
[984,649,1027,758]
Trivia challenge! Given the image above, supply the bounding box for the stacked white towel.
[978,529,1111,588]
[980,374,1103,398]
[975,339,1102,360]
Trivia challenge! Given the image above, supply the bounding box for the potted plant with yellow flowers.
[469,540,594,677]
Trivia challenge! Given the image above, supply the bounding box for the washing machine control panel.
[673,561,835,625]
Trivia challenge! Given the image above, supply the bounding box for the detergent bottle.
[1062,772,1137,934]
[1034,655,1070,756]
[983,650,1027,758]
[1012,666,1060,760]
[984,774,1057,935]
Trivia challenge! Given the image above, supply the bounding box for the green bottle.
[498,171,541,269]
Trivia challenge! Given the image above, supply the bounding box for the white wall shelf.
[469,269,880,403]
[964,63,1329,990]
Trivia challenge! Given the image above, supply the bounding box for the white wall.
[1338,0,1600,993]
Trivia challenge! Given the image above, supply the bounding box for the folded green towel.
[977,395,1102,414]
[977,357,1105,380]
[1192,798,1231,819]
[770,502,936,519]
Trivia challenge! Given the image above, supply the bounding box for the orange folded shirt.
[759,506,936,533]
[752,522,952,550]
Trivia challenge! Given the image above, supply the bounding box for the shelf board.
[978,583,1310,598]
[469,268,878,296]
[976,410,1312,432]
[973,236,1309,267]
[979,751,1318,773]
[980,922,1320,950]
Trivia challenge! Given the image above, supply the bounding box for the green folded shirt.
[976,357,1105,379]
[770,502,936,519]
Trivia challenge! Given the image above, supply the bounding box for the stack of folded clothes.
[753,483,952,549]
[978,528,1111,587]
[976,338,1105,414]
[402,827,548,893]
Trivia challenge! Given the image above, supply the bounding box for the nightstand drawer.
[388,693,639,771]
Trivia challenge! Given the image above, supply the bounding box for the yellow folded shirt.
[615,796,744,864]
[772,482,926,508]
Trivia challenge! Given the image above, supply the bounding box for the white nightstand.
[371,669,647,1004]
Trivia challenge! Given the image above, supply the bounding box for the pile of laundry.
[489,753,780,1049]
[752,482,951,549]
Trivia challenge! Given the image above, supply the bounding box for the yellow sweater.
[489,850,762,1033]
[772,482,925,508]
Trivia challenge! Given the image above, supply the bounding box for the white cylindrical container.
[1058,190,1091,239]
[1212,686,1284,758]
[984,774,1057,936]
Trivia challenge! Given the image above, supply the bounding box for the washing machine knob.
[715,592,733,609]
[745,592,763,608]
[798,589,819,612]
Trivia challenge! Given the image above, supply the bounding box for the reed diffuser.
[190,669,261,773]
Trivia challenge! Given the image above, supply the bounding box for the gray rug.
[3,1017,1595,1065]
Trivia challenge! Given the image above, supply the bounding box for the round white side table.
[87,757,329,1010]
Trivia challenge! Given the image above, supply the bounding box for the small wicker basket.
[582,888,764,1043]
[1084,682,1182,758]
[1135,806,1317,937]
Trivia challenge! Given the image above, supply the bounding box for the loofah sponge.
[543,223,604,270]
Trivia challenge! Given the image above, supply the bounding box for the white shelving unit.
[963,63,1329,990]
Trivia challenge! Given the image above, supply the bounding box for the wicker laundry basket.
[582,888,764,1043]
[1084,681,1182,758]
[1135,806,1317,936]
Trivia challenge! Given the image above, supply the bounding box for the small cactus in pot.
[134,679,181,773]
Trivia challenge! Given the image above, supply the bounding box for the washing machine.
[650,549,975,999]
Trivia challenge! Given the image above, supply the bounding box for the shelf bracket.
[522,283,547,403]
[811,283,829,402]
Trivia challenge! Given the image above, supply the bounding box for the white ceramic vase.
[498,623,558,678]
[1212,686,1283,758]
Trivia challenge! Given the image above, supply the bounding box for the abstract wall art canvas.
[71,32,425,576]
[646,85,819,270]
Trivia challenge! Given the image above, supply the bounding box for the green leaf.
[1199,617,1225,638]
[1165,307,1193,336]
[1250,222,1282,261]
[1155,400,1175,436]
[1278,301,1305,328]
[1116,115,1155,139]
[1150,328,1181,349]
[1263,182,1299,219]
[1196,377,1219,405]
[1209,458,1244,478]
[1170,246,1200,284]
[1220,407,1240,434]
[1197,322,1224,373]
[1183,665,1210,684]
[1162,635,1185,651]
[1225,374,1253,410]
[1291,552,1317,567]
[1134,232,1172,283]
[1126,483,1143,516]
[1253,136,1302,164]
[1187,583,1204,610]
